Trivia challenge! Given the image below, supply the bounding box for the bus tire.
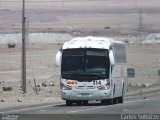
[101,100,107,105]
[76,100,82,106]
[118,96,123,104]
[66,100,72,106]
[83,100,88,106]
[108,98,114,105]
[101,99,113,105]
[118,83,124,104]
[109,83,115,105]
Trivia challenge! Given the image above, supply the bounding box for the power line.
[0,0,70,2]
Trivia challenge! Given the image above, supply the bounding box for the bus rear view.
[55,36,127,106]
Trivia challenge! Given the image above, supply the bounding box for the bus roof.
[63,36,114,49]
[113,40,124,44]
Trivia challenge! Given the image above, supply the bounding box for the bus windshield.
[61,48,110,80]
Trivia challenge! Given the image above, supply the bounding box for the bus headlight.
[61,83,72,90]
[97,83,110,90]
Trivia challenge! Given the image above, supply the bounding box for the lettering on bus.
[93,80,101,85]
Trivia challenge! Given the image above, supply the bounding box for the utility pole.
[22,0,26,93]
[138,9,142,45]
[135,0,143,44]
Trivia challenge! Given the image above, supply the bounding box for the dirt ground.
[0,0,160,109]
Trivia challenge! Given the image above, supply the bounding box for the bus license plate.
[81,93,90,95]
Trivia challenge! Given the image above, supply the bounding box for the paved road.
[1,91,160,120]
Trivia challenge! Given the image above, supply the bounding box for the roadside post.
[158,70,160,83]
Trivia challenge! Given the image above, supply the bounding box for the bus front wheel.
[76,100,82,106]
[83,100,88,105]
[108,98,114,105]
[101,99,113,105]
[118,83,124,104]
[118,96,123,103]
[66,100,72,106]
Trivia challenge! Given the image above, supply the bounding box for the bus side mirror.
[55,51,62,67]
[109,50,115,65]
[127,68,135,78]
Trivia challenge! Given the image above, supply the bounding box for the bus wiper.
[69,73,105,80]
[68,72,85,78]
[63,71,105,80]
[63,71,84,79]
[85,73,105,79]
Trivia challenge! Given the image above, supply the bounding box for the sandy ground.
[0,0,160,109]
[0,43,63,109]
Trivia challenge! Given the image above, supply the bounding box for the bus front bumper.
[61,89,112,100]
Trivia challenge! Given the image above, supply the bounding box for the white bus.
[55,36,127,106]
